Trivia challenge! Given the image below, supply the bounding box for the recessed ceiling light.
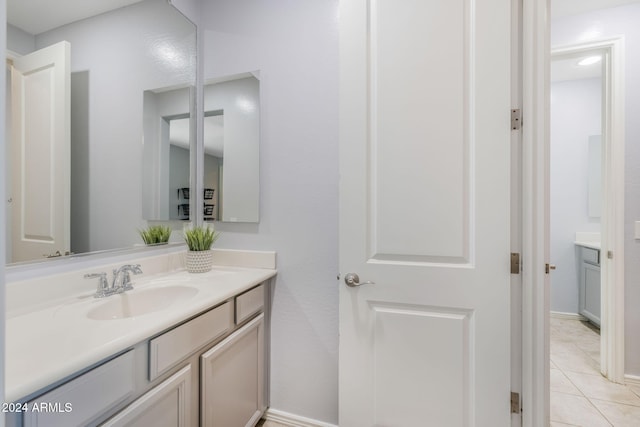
[577,56,602,66]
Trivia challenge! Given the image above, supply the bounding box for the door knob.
[344,273,375,287]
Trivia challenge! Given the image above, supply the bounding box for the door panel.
[371,0,470,262]
[339,0,512,425]
[10,41,70,262]
[371,303,473,426]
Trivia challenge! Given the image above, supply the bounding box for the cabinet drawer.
[23,350,135,427]
[149,302,232,380]
[235,284,264,324]
[583,247,600,265]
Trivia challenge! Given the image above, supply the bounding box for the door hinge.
[511,253,520,274]
[511,392,521,414]
[511,109,522,130]
[608,250,613,259]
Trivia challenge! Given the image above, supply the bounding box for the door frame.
[551,37,625,385]
[521,2,626,426]
[520,1,550,425]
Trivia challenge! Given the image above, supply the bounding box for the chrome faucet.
[112,264,143,292]
[85,264,143,298]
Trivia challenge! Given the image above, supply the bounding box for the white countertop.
[5,265,276,402]
[574,241,601,250]
[574,231,601,250]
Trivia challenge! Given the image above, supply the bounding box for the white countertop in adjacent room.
[574,231,601,250]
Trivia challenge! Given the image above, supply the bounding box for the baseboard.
[263,408,338,427]
[550,311,588,321]
[624,374,640,386]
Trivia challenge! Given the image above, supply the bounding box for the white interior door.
[338,0,513,425]
[10,41,70,262]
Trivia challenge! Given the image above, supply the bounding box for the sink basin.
[87,286,199,320]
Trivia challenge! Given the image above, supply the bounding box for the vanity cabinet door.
[201,314,265,427]
[578,247,601,327]
[101,365,192,427]
[581,263,601,326]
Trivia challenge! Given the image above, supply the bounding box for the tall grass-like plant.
[139,225,172,245]
[184,225,220,251]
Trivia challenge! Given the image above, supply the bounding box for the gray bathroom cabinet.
[578,246,601,326]
[11,282,269,427]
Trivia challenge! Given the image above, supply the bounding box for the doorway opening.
[549,46,605,372]
[550,36,625,379]
[548,37,626,424]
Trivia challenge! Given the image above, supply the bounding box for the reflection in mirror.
[5,0,196,264]
[203,112,223,221]
[142,86,192,222]
[204,74,260,223]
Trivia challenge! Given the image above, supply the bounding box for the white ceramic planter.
[186,250,213,273]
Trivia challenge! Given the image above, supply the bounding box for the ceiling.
[552,0,640,18]
[10,0,640,36]
[551,54,602,83]
[7,0,143,35]
[551,0,640,81]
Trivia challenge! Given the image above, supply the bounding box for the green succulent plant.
[184,225,220,251]
[138,225,172,245]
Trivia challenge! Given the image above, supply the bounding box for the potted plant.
[138,225,172,245]
[184,225,220,273]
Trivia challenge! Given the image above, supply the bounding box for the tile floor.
[258,320,640,427]
[551,317,640,426]
[257,419,288,427]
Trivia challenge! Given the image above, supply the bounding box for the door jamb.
[520,1,550,426]
[551,37,625,385]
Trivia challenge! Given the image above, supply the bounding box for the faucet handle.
[84,272,109,298]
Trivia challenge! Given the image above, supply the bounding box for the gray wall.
[6,23,34,54]
[550,77,601,314]
[552,2,640,376]
[200,0,339,423]
[70,71,90,253]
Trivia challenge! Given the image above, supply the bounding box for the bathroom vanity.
[4,250,276,427]
[576,243,601,327]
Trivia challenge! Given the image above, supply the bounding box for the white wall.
[552,2,640,375]
[550,77,601,314]
[200,0,339,423]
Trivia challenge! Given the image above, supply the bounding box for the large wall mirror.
[5,0,196,264]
